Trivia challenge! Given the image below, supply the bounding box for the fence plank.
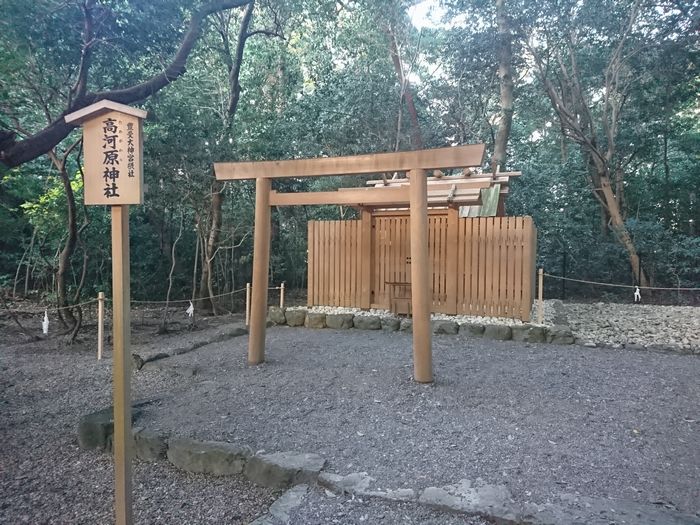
[344,220,351,306]
[326,220,332,306]
[446,208,458,313]
[439,215,448,310]
[308,221,315,306]
[341,220,346,306]
[456,216,464,313]
[467,218,476,315]
[318,221,325,306]
[522,217,536,321]
[505,217,515,317]
[310,221,316,306]
[513,217,523,320]
[426,217,432,308]
[348,220,354,305]
[479,219,488,316]
[464,217,473,315]
[360,210,372,308]
[329,221,335,306]
[333,221,340,306]
[336,220,342,306]
[327,221,332,306]
[496,217,506,317]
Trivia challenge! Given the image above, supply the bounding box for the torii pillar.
[409,169,433,382]
[248,177,271,365]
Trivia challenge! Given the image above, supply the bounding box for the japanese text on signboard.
[102,117,120,198]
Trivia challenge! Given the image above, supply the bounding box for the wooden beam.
[269,187,409,206]
[357,180,494,191]
[214,145,486,180]
[269,187,484,208]
[409,169,433,383]
[365,172,521,185]
[248,178,272,365]
[362,188,509,210]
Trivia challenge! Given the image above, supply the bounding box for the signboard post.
[66,100,146,525]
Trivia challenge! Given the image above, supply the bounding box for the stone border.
[131,323,248,372]
[270,306,699,355]
[78,407,699,525]
[79,407,325,490]
[267,306,575,346]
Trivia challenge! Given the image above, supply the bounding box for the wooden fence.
[307,210,537,320]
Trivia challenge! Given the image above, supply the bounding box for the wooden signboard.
[66,100,145,205]
[82,111,143,204]
[65,100,146,525]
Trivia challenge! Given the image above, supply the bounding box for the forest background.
[1,0,698,327]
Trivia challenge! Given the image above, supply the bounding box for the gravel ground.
[0,329,279,524]
[0,322,496,524]
[565,302,700,351]
[138,327,700,516]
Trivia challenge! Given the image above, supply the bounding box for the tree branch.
[1,0,253,169]
[227,1,255,118]
[246,29,283,38]
[69,0,96,107]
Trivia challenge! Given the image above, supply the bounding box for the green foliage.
[1,0,697,304]
[0,170,38,283]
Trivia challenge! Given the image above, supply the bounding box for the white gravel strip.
[286,304,557,327]
[288,301,699,352]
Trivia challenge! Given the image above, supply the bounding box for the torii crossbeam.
[214,145,487,383]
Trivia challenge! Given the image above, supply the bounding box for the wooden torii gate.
[214,144,487,383]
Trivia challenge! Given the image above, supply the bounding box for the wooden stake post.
[537,268,544,325]
[245,282,251,326]
[66,101,146,525]
[215,145,487,383]
[97,291,105,360]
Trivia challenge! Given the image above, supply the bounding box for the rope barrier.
[2,287,252,314]
[543,273,700,292]
[131,287,248,305]
[1,298,99,315]
[3,285,276,344]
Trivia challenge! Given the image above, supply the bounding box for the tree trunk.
[491,0,514,174]
[199,1,255,313]
[56,163,78,327]
[598,173,648,286]
[13,229,35,298]
[525,2,648,283]
[387,27,423,150]
[160,211,185,333]
[199,181,224,313]
[24,228,36,296]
